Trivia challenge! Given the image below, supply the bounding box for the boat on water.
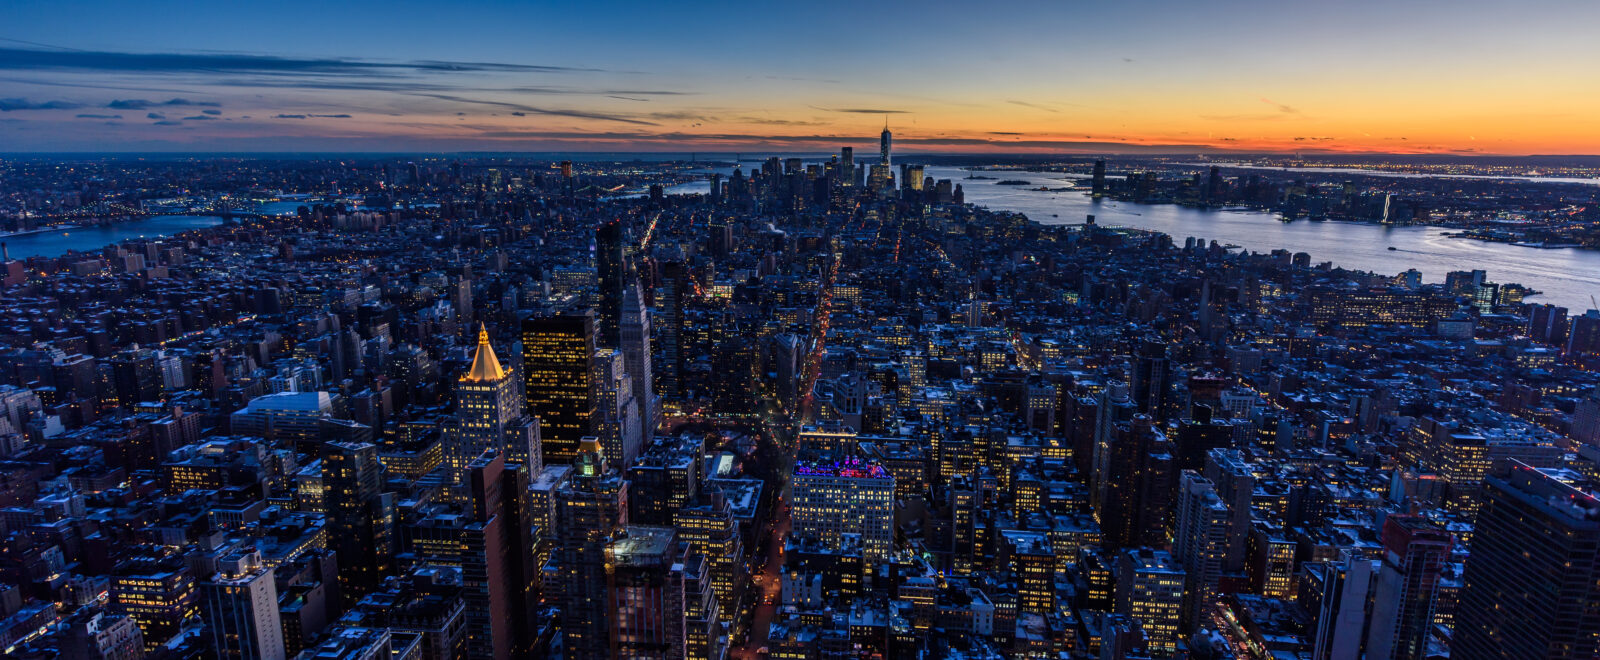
[1387,246,1397,251]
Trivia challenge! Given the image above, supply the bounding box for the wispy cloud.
[107,98,220,110]
[0,97,84,111]
[1007,100,1058,113]
[75,113,121,119]
[412,93,657,125]
[1199,113,1288,122]
[810,106,910,114]
[0,46,600,76]
[1259,97,1299,114]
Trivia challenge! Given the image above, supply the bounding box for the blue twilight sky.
[3,0,1599,153]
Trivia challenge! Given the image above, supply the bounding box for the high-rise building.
[605,526,679,658]
[1366,515,1452,660]
[1172,470,1230,631]
[620,280,658,436]
[880,119,892,170]
[791,457,895,565]
[653,261,687,402]
[674,493,745,622]
[522,311,597,464]
[456,452,538,660]
[201,552,286,660]
[1115,548,1185,657]
[595,219,629,348]
[321,441,391,604]
[1455,463,1600,659]
[554,439,628,660]
[451,325,539,473]
[593,348,642,468]
[1131,338,1168,417]
[1096,414,1175,549]
[1306,549,1382,660]
[110,557,199,651]
[1092,159,1107,198]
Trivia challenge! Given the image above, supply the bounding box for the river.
[662,163,1600,310]
[1,215,225,259]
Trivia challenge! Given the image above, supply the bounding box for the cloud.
[0,98,84,111]
[274,114,308,119]
[1199,113,1288,122]
[75,113,122,119]
[510,112,526,117]
[152,120,182,125]
[0,47,602,76]
[989,131,1025,136]
[607,95,650,102]
[310,114,352,118]
[810,106,911,114]
[411,93,657,125]
[1007,100,1058,113]
[202,109,221,115]
[1259,98,1299,114]
[107,98,220,110]
[182,115,217,120]
[146,112,165,120]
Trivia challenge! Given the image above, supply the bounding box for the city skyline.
[5,0,1600,154]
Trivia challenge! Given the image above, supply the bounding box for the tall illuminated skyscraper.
[521,311,597,464]
[451,325,539,473]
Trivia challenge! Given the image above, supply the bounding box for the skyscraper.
[1307,548,1382,660]
[555,439,628,660]
[1097,414,1176,549]
[321,441,391,604]
[654,260,687,402]
[458,452,538,660]
[522,311,597,464]
[1366,515,1453,660]
[1172,470,1230,631]
[201,552,286,660]
[605,526,679,658]
[1115,548,1185,657]
[620,279,658,437]
[1454,463,1600,659]
[451,325,538,474]
[1092,159,1107,198]
[595,219,629,349]
[880,118,892,169]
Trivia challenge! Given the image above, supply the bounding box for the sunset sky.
[4,0,1598,154]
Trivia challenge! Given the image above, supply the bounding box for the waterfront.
[1,215,226,259]
[922,166,1600,311]
[662,163,1600,310]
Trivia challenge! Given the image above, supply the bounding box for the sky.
[3,0,1599,155]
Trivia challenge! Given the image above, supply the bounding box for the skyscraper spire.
[880,119,892,168]
[464,323,506,382]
